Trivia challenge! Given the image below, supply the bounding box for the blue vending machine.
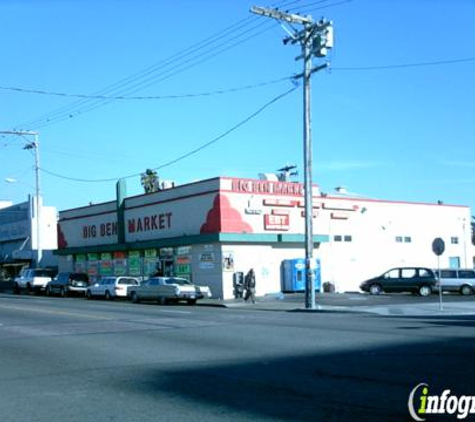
[281,259,321,293]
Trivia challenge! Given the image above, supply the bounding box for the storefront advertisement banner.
[113,259,127,276]
[144,249,157,258]
[176,264,191,274]
[199,252,215,270]
[159,247,173,258]
[128,251,142,277]
[222,251,234,272]
[176,246,192,255]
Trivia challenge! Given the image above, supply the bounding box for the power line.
[17,16,262,129]
[0,76,292,100]
[40,85,299,183]
[15,0,305,130]
[332,56,475,71]
[31,22,279,129]
[296,0,354,13]
[17,14,281,130]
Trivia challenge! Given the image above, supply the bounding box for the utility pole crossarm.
[250,6,312,24]
[0,130,39,136]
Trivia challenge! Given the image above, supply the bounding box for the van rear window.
[34,270,55,277]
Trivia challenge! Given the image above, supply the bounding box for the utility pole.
[250,5,333,309]
[0,130,42,267]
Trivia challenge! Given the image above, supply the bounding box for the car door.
[398,268,419,292]
[439,269,458,291]
[381,269,400,292]
[96,279,108,296]
[144,278,160,300]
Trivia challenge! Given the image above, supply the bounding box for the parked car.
[13,268,56,294]
[128,277,212,305]
[434,269,475,295]
[86,276,140,300]
[360,267,437,296]
[46,272,89,297]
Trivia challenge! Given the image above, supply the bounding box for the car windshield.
[165,278,191,285]
[71,273,88,282]
[35,270,55,277]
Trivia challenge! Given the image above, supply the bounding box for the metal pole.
[0,130,41,266]
[34,133,42,267]
[438,255,443,311]
[303,24,316,310]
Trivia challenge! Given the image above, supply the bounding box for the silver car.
[128,277,212,305]
[434,269,475,295]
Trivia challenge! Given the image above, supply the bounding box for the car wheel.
[419,285,432,297]
[27,283,33,294]
[13,283,20,294]
[460,285,473,296]
[45,286,51,296]
[131,292,140,304]
[60,287,67,298]
[105,290,112,300]
[369,284,382,295]
[187,299,197,305]
[86,290,92,300]
[158,297,167,306]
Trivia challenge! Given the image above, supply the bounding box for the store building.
[0,196,58,278]
[56,176,473,299]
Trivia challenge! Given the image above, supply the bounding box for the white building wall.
[317,198,472,292]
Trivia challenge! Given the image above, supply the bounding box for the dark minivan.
[360,267,437,297]
[46,272,89,297]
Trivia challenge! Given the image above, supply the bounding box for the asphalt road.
[0,293,474,421]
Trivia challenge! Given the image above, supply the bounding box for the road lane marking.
[0,303,114,320]
[158,309,192,314]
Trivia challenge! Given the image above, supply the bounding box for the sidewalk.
[199,293,475,317]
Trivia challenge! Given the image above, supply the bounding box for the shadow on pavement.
[116,331,475,421]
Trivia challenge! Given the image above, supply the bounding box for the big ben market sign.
[231,179,303,196]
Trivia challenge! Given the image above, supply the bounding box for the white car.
[86,276,140,300]
[128,277,212,305]
[13,268,56,294]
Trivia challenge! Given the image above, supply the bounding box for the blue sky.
[1,0,474,213]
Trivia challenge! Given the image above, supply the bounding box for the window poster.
[113,251,127,276]
[100,253,113,276]
[128,251,142,277]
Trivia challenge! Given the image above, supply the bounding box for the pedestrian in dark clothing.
[244,268,256,304]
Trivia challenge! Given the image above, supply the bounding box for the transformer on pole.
[250,6,333,309]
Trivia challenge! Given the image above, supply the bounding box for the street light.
[0,130,41,266]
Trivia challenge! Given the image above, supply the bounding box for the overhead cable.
[40,85,299,183]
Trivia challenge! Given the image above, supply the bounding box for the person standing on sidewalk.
[244,268,256,304]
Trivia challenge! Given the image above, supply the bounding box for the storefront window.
[113,252,127,276]
[144,249,160,277]
[175,245,192,281]
[128,251,142,277]
[75,254,87,273]
[99,253,113,276]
